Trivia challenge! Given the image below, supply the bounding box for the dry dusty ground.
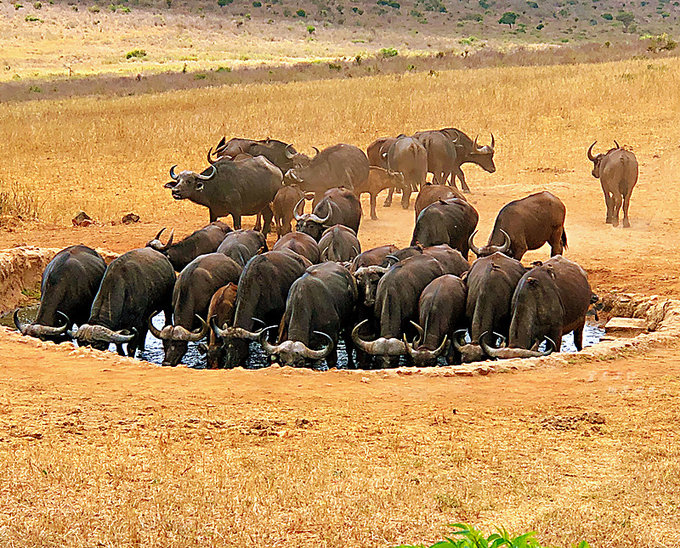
[1,58,680,546]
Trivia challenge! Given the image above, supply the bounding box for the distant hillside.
[0,0,678,83]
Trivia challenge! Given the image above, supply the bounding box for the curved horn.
[196,164,217,181]
[489,229,511,254]
[432,334,448,357]
[587,141,597,162]
[473,134,482,151]
[169,165,179,180]
[452,329,468,352]
[154,227,166,240]
[480,332,554,359]
[351,319,374,353]
[13,308,29,335]
[310,203,332,225]
[258,326,279,355]
[384,254,400,265]
[210,315,224,340]
[303,331,334,360]
[186,315,209,342]
[293,197,306,221]
[78,324,136,344]
[14,310,70,337]
[215,136,226,151]
[468,230,482,257]
[284,144,296,159]
[207,146,217,165]
[409,320,424,347]
[147,312,164,339]
[164,316,210,342]
[351,246,360,258]
[614,140,620,149]
[312,146,320,156]
[490,133,495,150]
[403,333,447,361]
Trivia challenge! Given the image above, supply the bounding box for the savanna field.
[2,10,680,547]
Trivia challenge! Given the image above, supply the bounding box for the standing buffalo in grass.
[438,128,496,192]
[383,136,427,209]
[75,248,176,356]
[354,167,406,220]
[210,251,311,368]
[411,198,479,259]
[272,186,305,238]
[272,232,321,264]
[295,188,362,241]
[413,130,458,185]
[165,156,282,232]
[404,274,467,367]
[14,245,106,341]
[148,253,242,367]
[216,229,267,267]
[147,222,232,272]
[414,183,466,220]
[284,144,369,204]
[318,225,361,263]
[207,137,308,174]
[259,262,358,368]
[481,256,592,359]
[468,191,567,261]
[587,141,638,228]
[366,137,396,168]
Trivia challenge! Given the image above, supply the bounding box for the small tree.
[615,11,634,31]
[498,11,518,27]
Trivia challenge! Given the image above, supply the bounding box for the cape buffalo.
[147,222,232,272]
[272,186,305,238]
[75,248,176,356]
[366,137,396,168]
[216,229,267,267]
[350,245,399,309]
[587,141,638,228]
[414,183,466,220]
[199,282,238,369]
[413,130,457,185]
[148,253,242,367]
[318,225,361,262]
[210,251,311,368]
[469,191,567,261]
[284,144,369,204]
[165,156,282,232]
[295,188,362,241]
[350,245,399,273]
[383,136,427,209]
[411,198,479,259]
[259,262,358,368]
[404,274,467,367]
[482,256,592,359]
[208,137,308,174]
[272,232,321,263]
[439,128,496,192]
[352,254,444,368]
[14,245,106,341]
[354,167,406,220]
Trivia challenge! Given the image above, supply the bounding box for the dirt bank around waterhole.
[2,245,679,377]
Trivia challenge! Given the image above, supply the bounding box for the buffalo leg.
[209,209,218,223]
[370,193,378,220]
[573,321,585,351]
[231,213,242,230]
[343,329,356,369]
[261,204,274,235]
[401,187,412,209]
[116,344,125,356]
[602,189,613,224]
[611,193,623,227]
[549,228,565,256]
[254,213,262,232]
[622,192,632,228]
[326,348,338,369]
[454,167,470,193]
[384,187,394,207]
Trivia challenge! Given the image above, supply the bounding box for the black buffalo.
[259,262,358,368]
[366,137,396,168]
[147,222,232,271]
[210,251,311,368]
[413,130,458,186]
[350,245,399,309]
[272,232,321,264]
[165,156,282,232]
[587,141,639,228]
[284,144,369,204]
[75,248,176,356]
[14,245,106,341]
[383,136,427,209]
[414,183,466,220]
[439,128,496,192]
[318,225,361,262]
[216,229,267,267]
[404,275,467,367]
[208,137,307,174]
[482,256,592,359]
[295,188,362,241]
[469,191,567,261]
[411,198,479,259]
[352,254,444,368]
[148,253,242,367]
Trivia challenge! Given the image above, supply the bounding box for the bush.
[216,66,232,72]
[601,12,613,19]
[328,63,342,70]
[645,32,678,52]
[379,47,398,58]
[296,8,306,17]
[125,49,147,59]
[33,1,41,8]
[194,73,207,80]
[377,0,400,8]
[395,523,591,548]
[306,24,315,34]
[536,22,545,29]
[498,11,518,27]
[24,13,41,21]
[527,0,538,7]
[217,0,233,6]
[252,0,261,6]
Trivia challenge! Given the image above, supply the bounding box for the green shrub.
[352,6,363,14]
[33,1,41,8]
[24,13,41,21]
[479,0,490,8]
[646,32,678,51]
[328,63,342,70]
[88,5,100,12]
[125,49,147,59]
[194,73,207,80]
[601,12,613,19]
[217,0,233,6]
[536,22,545,29]
[216,66,232,72]
[498,11,518,26]
[252,0,261,5]
[14,3,23,9]
[28,85,42,92]
[395,522,591,548]
[296,8,305,16]
[527,0,538,7]
[307,24,315,34]
[377,0,400,8]
[379,47,398,58]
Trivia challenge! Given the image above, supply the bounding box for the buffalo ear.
[195,182,204,191]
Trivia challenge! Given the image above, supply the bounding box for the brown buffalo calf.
[272,186,305,238]
[199,283,238,369]
[354,167,406,220]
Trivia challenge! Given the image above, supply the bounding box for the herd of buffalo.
[12,127,640,369]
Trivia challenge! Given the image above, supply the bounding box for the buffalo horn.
[147,312,164,339]
[490,133,495,150]
[384,254,399,266]
[309,204,331,225]
[614,140,620,149]
[76,324,136,344]
[409,320,424,347]
[207,146,217,165]
[293,197,306,221]
[304,331,333,360]
[196,164,217,181]
[452,329,468,352]
[258,326,278,355]
[587,141,597,162]
[351,319,374,353]
[490,229,511,254]
[169,165,180,180]
[14,310,70,337]
[404,334,448,360]
[284,144,296,159]
[468,230,482,257]
[480,331,555,359]
[312,146,320,156]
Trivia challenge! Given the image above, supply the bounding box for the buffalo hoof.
[383,201,392,208]
[623,219,631,228]
[371,215,378,221]
[463,188,471,194]
[612,219,619,228]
